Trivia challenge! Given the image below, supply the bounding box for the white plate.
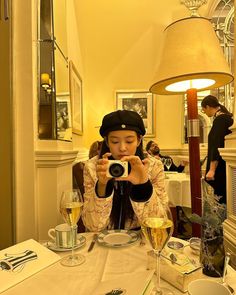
[45,235,86,252]
[97,229,139,248]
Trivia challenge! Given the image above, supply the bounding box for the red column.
[186,88,202,237]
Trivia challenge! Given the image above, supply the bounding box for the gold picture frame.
[69,60,83,135]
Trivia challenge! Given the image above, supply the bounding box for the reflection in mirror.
[38,0,71,141]
[212,0,234,113]
[53,0,71,141]
[38,0,56,139]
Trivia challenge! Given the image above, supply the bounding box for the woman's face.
[201,105,215,117]
[107,130,141,160]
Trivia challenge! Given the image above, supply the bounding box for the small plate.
[97,229,139,248]
[45,235,86,252]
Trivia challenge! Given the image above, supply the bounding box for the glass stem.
[71,225,77,258]
[155,250,162,294]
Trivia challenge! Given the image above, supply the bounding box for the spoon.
[222,252,235,294]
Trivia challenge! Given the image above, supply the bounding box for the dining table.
[2,232,236,295]
[164,172,191,208]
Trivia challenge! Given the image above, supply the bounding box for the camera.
[106,160,129,178]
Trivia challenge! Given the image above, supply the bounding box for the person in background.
[82,110,168,232]
[201,95,233,204]
[88,140,103,159]
[73,140,102,193]
[146,140,188,173]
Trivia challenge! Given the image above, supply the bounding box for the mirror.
[54,0,71,141]
[38,0,71,141]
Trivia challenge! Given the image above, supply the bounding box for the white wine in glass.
[60,189,85,267]
[141,201,174,295]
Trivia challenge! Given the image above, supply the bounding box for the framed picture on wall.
[69,60,83,135]
[116,90,155,137]
[56,92,72,141]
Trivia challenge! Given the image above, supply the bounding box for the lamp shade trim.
[150,72,233,95]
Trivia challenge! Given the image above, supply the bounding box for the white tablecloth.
[2,233,236,295]
[2,233,185,295]
[165,172,191,207]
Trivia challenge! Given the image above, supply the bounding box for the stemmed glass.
[140,200,174,295]
[59,189,85,267]
[160,158,166,166]
[165,158,172,171]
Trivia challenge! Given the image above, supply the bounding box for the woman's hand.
[116,155,150,185]
[206,161,218,181]
[206,170,215,181]
[96,152,112,185]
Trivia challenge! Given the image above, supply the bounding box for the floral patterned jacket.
[81,155,168,231]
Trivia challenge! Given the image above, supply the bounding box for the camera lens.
[109,163,125,177]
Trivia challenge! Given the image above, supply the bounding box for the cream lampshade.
[150,17,233,95]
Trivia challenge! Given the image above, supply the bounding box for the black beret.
[100,110,146,137]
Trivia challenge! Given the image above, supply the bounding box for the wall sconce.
[41,73,52,93]
[149,0,233,236]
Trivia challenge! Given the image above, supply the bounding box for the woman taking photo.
[201,95,233,204]
[82,110,168,231]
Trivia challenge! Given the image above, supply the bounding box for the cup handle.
[48,228,56,241]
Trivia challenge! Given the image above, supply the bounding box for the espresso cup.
[48,223,77,248]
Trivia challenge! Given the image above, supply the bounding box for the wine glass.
[59,189,85,267]
[140,200,174,295]
[160,158,166,166]
[165,158,172,171]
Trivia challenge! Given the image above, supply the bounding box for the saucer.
[45,235,86,252]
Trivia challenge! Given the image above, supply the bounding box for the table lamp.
[149,1,234,236]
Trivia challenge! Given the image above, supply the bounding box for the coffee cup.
[188,279,231,295]
[48,223,77,248]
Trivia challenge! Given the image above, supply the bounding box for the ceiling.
[74,0,214,80]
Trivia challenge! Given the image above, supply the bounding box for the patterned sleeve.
[131,156,169,221]
[81,157,113,231]
[149,157,168,205]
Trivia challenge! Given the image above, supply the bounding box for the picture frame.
[116,90,155,137]
[69,60,83,135]
[56,92,72,141]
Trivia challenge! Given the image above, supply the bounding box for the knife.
[87,233,98,252]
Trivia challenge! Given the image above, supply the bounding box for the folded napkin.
[0,239,60,293]
[92,270,154,295]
